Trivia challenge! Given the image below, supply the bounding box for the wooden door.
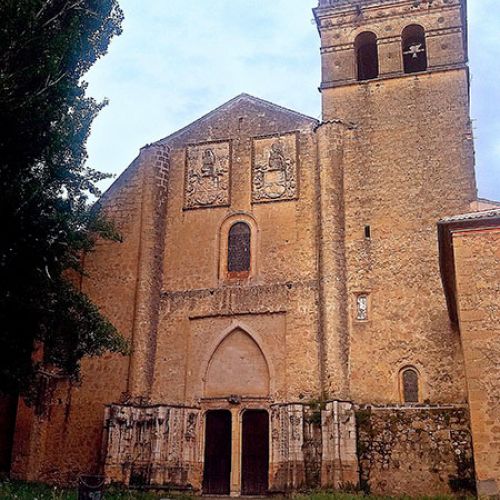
[202,410,232,495]
[241,410,269,495]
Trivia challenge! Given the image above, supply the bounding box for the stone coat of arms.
[185,141,230,209]
[252,133,298,203]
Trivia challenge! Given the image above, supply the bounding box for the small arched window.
[401,367,420,403]
[402,25,427,74]
[228,222,251,276]
[355,32,379,81]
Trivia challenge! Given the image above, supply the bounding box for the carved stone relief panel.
[252,133,298,203]
[185,141,231,209]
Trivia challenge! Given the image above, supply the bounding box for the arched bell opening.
[402,24,428,74]
[355,31,379,81]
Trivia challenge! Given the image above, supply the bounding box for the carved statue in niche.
[185,142,230,209]
[184,412,197,441]
[252,133,298,203]
[201,149,216,177]
[356,294,368,321]
[289,414,301,441]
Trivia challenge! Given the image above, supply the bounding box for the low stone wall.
[103,401,358,493]
[104,405,202,490]
[356,405,475,496]
[269,402,357,492]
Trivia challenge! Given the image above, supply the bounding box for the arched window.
[355,32,379,81]
[228,222,251,276]
[402,25,427,74]
[401,367,420,403]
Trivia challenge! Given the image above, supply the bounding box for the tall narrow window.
[401,367,420,403]
[402,25,427,74]
[228,222,251,276]
[355,32,379,81]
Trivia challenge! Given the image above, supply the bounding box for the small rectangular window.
[364,225,371,240]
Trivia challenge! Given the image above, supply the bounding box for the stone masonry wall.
[10,146,170,484]
[356,405,475,496]
[314,0,477,404]
[453,228,500,497]
[339,70,475,404]
[151,96,323,405]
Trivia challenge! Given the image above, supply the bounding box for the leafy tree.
[0,0,129,397]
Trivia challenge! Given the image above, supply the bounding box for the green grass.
[293,493,471,500]
[0,479,194,500]
[0,481,475,500]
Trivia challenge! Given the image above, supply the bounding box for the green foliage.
[0,481,477,500]
[0,0,128,396]
[292,492,474,500]
[0,480,196,499]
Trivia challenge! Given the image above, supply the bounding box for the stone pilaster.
[127,144,170,399]
[321,401,359,488]
[316,121,350,399]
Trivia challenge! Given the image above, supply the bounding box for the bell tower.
[313,0,471,120]
[312,0,478,404]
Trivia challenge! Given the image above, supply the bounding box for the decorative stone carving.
[269,401,358,492]
[185,141,230,209]
[321,401,359,488]
[104,405,202,489]
[252,133,298,203]
[356,294,368,321]
[269,404,306,491]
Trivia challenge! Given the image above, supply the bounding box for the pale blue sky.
[86,0,500,201]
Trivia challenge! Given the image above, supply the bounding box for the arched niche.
[204,328,270,398]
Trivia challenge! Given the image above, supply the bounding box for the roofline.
[438,213,500,325]
[154,93,318,146]
[96,94,318,204]
[477,197,500,207]
[96,152,142,207]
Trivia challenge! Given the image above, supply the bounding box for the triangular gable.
[155,93,318,147]
[99,94,318,204]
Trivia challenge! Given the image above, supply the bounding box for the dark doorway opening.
[202,410,232,495]
[241,410,269,496]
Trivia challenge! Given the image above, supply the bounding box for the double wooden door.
[202,409,269,496]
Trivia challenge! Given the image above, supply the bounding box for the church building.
[3,0,500,496]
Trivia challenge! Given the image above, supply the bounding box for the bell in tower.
[313,0,469,119]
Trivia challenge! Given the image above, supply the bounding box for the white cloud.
[85,0,500,200]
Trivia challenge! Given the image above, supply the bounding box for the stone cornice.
[314,0,463,30]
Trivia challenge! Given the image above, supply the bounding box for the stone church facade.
[3,0,499,496]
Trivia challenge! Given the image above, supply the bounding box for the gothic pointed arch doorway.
[201,326,271,495]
